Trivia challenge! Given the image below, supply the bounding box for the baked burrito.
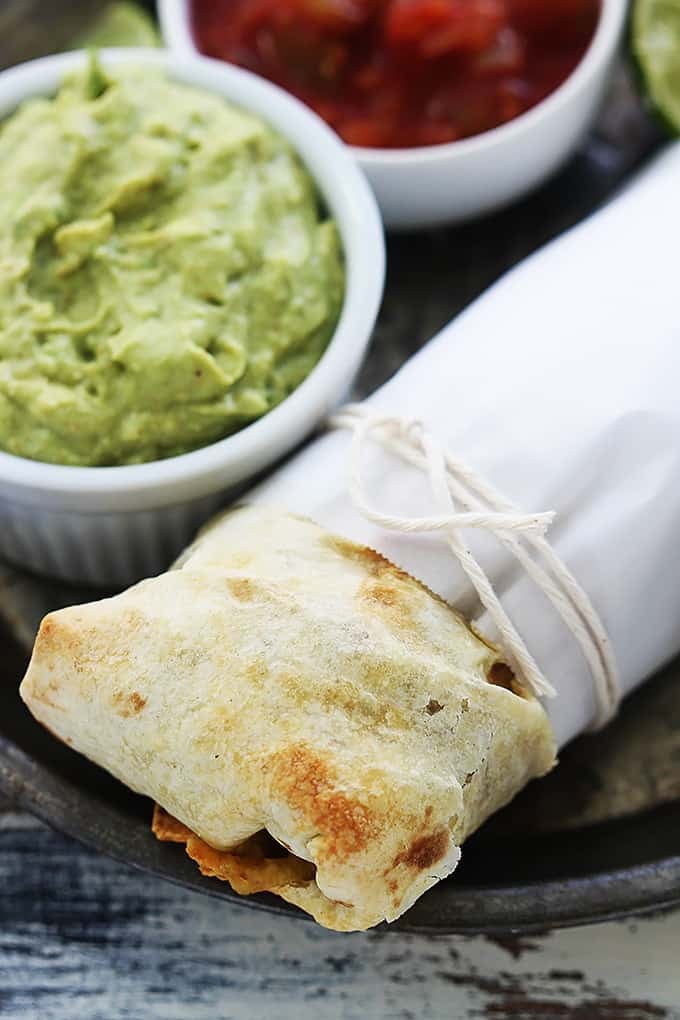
[20,505,555,931]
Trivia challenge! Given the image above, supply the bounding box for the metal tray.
[1,3,679,933]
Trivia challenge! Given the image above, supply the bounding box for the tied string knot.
[329,404,620,729]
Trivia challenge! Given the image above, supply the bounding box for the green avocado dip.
[0,61,344,466]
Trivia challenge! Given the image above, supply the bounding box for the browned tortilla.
[21,505,556,931]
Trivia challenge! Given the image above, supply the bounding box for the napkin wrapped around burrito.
[252,141,680,747]
[20,142,680,930]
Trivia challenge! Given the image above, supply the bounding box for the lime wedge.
[75,2,161,49]
[632,0,680,132]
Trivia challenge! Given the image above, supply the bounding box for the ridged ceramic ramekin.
[0,49,385,586]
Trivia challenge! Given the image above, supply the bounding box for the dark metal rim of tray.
[3,731,680,935]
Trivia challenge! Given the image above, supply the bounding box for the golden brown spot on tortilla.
[36,616,97,677]
[362,580,400,608]
[424,805,433,820]
[487,661,527,698]
[36,617,78,663]
[227,577,257,601]
[245,659,269,685]
[359,577,417,632]
[425,699,444,715]
[393,829,449,871]
[270,744,375,858]
[324,535,413,582]
[112,689,147,717]
[325,534,462,624]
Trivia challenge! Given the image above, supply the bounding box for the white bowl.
[159,0,627,229]
[0,49,384,585]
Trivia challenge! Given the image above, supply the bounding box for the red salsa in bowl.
[191,0,601,149]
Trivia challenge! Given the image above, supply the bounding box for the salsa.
[191,0,601,149]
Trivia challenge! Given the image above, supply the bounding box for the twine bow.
[329,404,620,729]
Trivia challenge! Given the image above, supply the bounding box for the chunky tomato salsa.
[191,0,601,149]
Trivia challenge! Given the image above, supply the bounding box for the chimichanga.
[20,505,555,931]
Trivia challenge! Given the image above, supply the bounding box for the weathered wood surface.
[1,811,679,1020]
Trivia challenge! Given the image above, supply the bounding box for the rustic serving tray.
[1,2,679,933]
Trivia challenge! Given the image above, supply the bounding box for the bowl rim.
[0,48,385,499]
[159,0,627,166]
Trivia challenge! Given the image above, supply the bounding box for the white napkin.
[253,141,680,748]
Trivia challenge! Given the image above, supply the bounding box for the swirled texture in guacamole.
[0,62,344,465]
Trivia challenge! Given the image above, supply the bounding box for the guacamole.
[0,62,344,465]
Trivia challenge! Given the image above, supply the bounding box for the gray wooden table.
[2,803,679,1020]
[1,4,680,1017]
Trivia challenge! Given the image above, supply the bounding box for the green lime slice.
[75,2,161,49]
[632,0,680,132]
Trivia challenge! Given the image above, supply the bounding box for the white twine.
[329,404,621,729]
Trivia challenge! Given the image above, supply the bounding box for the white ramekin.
[159,0,626,229]
[0,48,385,586]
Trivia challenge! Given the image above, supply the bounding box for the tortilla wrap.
[20,504,555,931]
